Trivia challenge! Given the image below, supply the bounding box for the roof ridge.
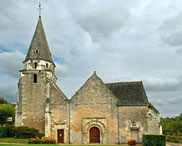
[105,81,142,85]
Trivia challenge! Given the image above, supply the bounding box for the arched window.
[33,74,37,83]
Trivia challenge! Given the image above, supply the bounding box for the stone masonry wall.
[70,73,118,144]
[18,71,49,133]
[118,106,148,143]
[147,107,161,134]
[50,82,69,143]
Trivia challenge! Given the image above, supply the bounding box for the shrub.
[143,134,166,146]
[0,126,8,137]
[14,126,42,138]
[0,126,14,138]
[166,135,181,143]
[0,104,15,122]
[7,126,14,137]
[28,137,56,144]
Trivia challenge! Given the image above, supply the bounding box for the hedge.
[143,134,166,146]
[0,126,14,138]
[14,126,43,138]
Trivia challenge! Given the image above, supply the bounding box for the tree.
[0,104,15,122]
[0,97,8,104]
[161,113,182,136]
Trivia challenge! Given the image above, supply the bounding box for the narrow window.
[33,74,37,83]
[35,49,39,54]
[46,63,48,68]
[35,62,37,69]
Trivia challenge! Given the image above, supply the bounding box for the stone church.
[15,16,161,144]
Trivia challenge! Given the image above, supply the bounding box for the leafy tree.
[0,97,8,104]
[161,113,182,136]
[0,104,15,122]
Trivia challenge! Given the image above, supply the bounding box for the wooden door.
[89,127,100,143]
[57,129,64,143]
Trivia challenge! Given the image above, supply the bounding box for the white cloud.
[0,51,25,78]
[55,63,68,78]
[76,7,131,39]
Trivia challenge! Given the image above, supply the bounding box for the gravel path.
[166,142,182,146]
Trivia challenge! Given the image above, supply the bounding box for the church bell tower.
[15,16,56,134]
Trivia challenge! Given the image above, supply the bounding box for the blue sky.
[0,0,182,117]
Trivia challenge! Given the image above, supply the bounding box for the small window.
[35,62,37,69]
[46,63,48,68]
[35,49,39,54]
[33,74,37,83]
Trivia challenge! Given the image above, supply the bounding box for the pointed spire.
[24,16,53,63]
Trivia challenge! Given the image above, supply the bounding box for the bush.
[14,126,42,138]
[0,126,14,138]
[0,126,8,137]
[166,135,181,143]
[28,137,56,144]
[8,126,14,137]
[143,134,166,146]
[0,121,14,126]
[0,104,15,122]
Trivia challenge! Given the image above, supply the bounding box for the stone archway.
[82,118,107,144]
[89,127,100,143]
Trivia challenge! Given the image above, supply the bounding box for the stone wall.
[118,106,148,143]
[147,106,161,134]
[70,73,118,144]
[49,81,69,143]
[16,70,49,133]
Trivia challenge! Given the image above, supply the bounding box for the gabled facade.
[15,17,161,144]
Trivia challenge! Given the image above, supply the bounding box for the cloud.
[144,76,182,92]
[0,0,182,117]
[0,51,25,78]
[158,12,182,47]
[76,7,131,39]
[55,63,68,78]
[0,79,17,103]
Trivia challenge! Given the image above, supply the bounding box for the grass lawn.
[0,145,129,146]
[0,138,133,146]
[0,144,59,146]
[0,138,28,143]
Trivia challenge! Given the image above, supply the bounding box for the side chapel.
[15,16,162,144]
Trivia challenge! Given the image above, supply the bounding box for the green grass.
[0,138,28,143]
[0,138,131,146]
[0,145,128,146]
[0,144,59,146]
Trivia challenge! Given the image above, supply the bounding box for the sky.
[0,0,182,118]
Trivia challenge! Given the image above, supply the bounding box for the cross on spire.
[38,2,42,17]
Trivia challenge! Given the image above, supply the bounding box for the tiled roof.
[106,81,149,105]
[24,16,53,63]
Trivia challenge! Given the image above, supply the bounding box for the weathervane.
[38,2,42,17]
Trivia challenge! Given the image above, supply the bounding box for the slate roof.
[105,81,149,106]
[24,16,53,63]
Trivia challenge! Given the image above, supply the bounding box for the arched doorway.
[89,127,100,143]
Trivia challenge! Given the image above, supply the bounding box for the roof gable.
[71,72,117,104]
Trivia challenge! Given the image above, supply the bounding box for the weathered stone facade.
[15,16,161,144]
